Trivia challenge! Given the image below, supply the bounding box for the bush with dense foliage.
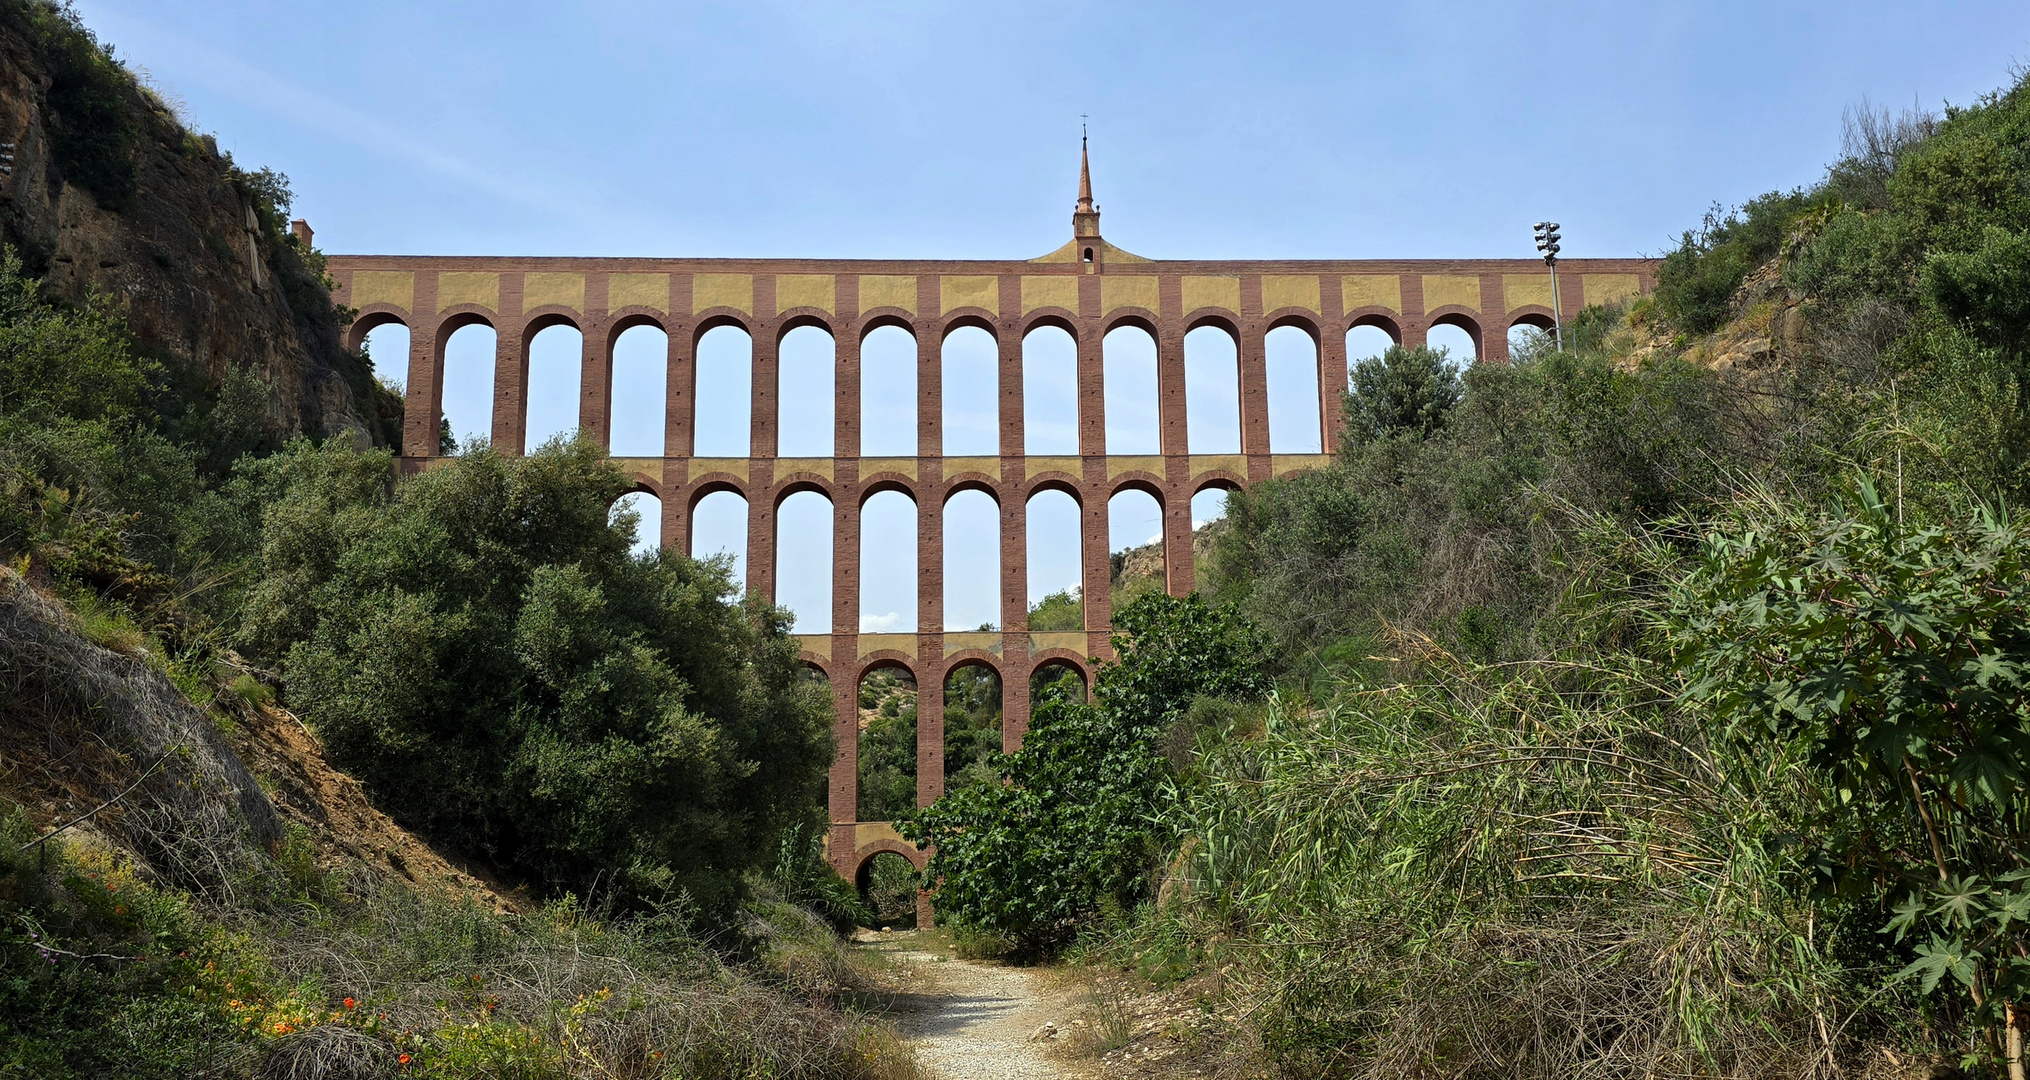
[234,437,833,913]
[902,593,1269,951]
[1340,344,1461,446]
[855,668,918,822]
[1671,480,2030,1046]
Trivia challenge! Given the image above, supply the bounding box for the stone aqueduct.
[325,173,1656,893]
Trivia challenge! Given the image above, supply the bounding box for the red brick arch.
[1345,310,1403,340]
[858,311,915,336]
[852,841,927,876]
[1020,310,1081,339]
[348,307,411,351]
[1184,310,1241,336]
[941,312,998,340]
[856,653,919,683]
[772,476,833,506]
[775,311,835,340]
[1264,310,1323,342]
[1103,309,1161,337]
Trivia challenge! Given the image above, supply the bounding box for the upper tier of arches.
[342,261,1654,470]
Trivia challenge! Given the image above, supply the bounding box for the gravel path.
[854,931,1091,1080]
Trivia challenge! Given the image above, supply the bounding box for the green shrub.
[0,803,256,1078]
[1341,344,1460,447]
[1669,479,2030,1057]
[941,663,1003,795]
[902,593,1269,952]
[1654,189,1824,335]
[244,437,833,913]
[856,669,917,822]
[1027,587,1082,631]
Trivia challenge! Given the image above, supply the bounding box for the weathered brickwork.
[327,165,1656,902]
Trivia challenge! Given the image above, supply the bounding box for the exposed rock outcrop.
[0,11,391,445]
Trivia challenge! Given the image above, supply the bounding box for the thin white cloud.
[84,7,589,225]
[860,612,904,633]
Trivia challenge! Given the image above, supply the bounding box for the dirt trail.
[855,931,1092,1080]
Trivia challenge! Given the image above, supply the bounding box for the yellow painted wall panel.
[1021,276,1080,313]
[692,273,753,314]
[1189,454,1247,479]
[775,274,835,314]
[437,272,499,312]
[1340,275,1401,314]
[1503,273,1554,310]
[858,633,918,658]
[1025,456,1082,479]
[944,631,1003,655]
[774,458,836,482]
[522,272,585,313]
[688,457,753,478]
[1271,454,1331,477]
[1106,455,1165,479]
[1101,275,1160,314]
[859,457,918,479]
[1028,631,1087,654]
[858,275,916,314]
[1584,274,1644,307]
[1181,275,1240,314]
[941,275,999,314]
[1261,274,1320,313]
[607,273,669,312]
[942,456,1001,479]
[351,270,414,310]
[1421,275,1481,312]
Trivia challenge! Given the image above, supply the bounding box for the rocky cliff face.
[0,10,391,445]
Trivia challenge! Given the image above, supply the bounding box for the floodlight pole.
[1547,256,1564,352]
[1532,221,1565,352]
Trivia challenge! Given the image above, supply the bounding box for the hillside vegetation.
[912,69,2030,1079]
[0,5,901,1077]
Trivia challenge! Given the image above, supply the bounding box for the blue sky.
[73,0,2029,633]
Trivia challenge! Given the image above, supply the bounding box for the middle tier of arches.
[362,301,1517,469]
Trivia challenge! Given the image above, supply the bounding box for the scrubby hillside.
[0,4,912,1075]
[913,69,2030,1080]
[0,561,913,1078]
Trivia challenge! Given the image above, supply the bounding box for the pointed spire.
[1072,123,1102,240]
[1076,130,1095,213]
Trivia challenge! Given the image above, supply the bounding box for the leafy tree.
[901,593,1269,950]
[856,668,917,821]
[1028,588,1082,631]
[1669,479,2030,1059]
[244,437,832,912]
[942,664,1003,794]
[1342,344,1461,447]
